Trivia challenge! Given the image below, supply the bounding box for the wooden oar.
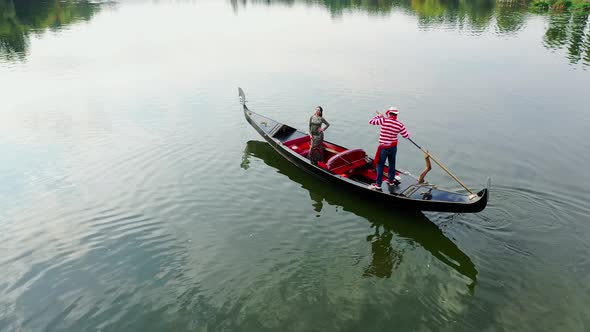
[408,138,474,195]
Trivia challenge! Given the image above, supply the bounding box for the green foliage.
[530,0,551,11]
[572,0,590,10]
[0,0,102,60]
[552,0,572,10]
[530,0,590,11]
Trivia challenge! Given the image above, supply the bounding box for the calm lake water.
[1,0,590,331]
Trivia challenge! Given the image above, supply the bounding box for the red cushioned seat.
[325,149,368,175]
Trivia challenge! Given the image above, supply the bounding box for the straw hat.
[386,106,399,116]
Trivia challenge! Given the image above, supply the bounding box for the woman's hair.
[316,106,323,116]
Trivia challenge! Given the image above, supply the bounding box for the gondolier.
[368,107,410,191]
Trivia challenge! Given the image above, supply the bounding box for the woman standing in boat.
[309,106,330,165]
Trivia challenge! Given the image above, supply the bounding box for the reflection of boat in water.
[242,140,478,291]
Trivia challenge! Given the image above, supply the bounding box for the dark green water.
[1,0,589,331]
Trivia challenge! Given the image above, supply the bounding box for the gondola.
[239,88,489,213]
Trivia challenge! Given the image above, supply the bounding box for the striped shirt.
[369,115,410,147]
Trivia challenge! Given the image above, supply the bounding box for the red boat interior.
[283,136,397,184]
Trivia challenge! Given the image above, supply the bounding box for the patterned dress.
[309,115,330,165]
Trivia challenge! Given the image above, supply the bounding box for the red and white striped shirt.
[369,115,410,147]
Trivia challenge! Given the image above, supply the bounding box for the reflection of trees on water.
[233,0,506,30]
[0,0,104,60]
[411,0,497,32]
[544,11,590,66]
[2,1,587,66]
[242,140,478,292]
[495,0,527,33]
[232,0,589,66]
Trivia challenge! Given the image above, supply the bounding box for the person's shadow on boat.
[241,140,478,293]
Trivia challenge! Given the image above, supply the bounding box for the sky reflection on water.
[0,0,589,66]
[1,0,589,331]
